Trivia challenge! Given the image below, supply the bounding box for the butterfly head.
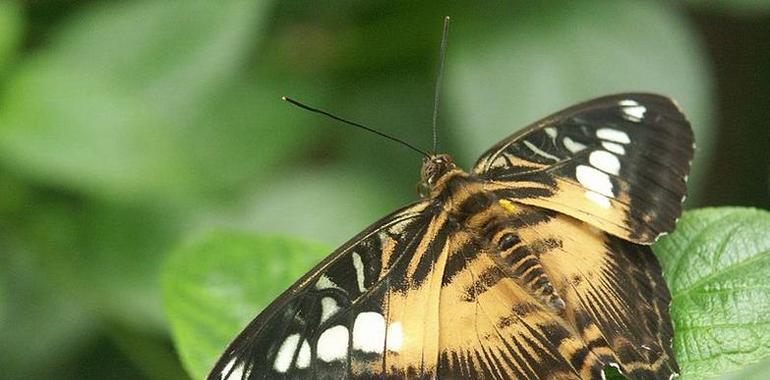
[421,154,456,188]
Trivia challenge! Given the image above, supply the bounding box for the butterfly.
[207,92,693,380]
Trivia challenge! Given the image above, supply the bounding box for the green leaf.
[448,0,714,204]
[0,1,300,203]
[162,232,330,379]
[713,357,770,380]
[655,208,770,379]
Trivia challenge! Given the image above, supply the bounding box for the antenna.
[431,16,451,153]
[282,96,431,159]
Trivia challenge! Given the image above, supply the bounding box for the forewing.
[473,93,694,244]
[207,200,444,380]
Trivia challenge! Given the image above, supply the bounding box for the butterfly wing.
[208,200,619,380]
[437,228,602,380]
[207,200,449,380]
[207,190,679,380]
[435,202,678,380]
[473,93,694,244]
[503,205,678,380]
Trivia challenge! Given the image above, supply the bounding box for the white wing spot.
[317,325,349,362]
[490,155,509,170]
[618,100,639,106]
[576,165,614,197]
[585,190,611,209]
[221,358,245,380]
[589,150,621,175]
[545,127,557,139]
[352,252,367,292]
[353,312,386,354]
[296,339,311,369]
[274,334,301,373]
[563,136,587,153]
[602,141,626,155]
[320,297,340,324]
[315,274,337,290]
[621,104,646,122]
[387,321,404,352]
[596,128,631,144]
[523,140,560,161]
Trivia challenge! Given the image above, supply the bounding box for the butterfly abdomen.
[436,172,569,313]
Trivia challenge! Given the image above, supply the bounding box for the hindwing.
[437,228,600,380]
[487,201,679,380]
[473,93,693,244]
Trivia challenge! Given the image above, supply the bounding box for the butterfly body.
[210,93,692,380]
[425,165,567,312]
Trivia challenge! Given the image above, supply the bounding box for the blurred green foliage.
[0,2,21,75]
[0,1,768,379]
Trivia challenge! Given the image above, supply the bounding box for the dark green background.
[0,1,768,379]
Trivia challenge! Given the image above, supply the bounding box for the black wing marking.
[473,93,694,244]
[207,200,436,380]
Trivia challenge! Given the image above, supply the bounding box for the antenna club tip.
[444,16,451,21]
[281,96,288,101]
